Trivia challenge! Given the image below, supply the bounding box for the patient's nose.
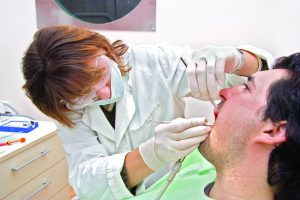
[219,87,241,100]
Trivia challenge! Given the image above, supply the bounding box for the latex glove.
[139,118,211,170]
[186,45,243,100]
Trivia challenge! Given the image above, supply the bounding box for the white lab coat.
[55,43,273,200]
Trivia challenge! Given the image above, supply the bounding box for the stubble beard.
[199,130,248,171]
[199,137,223,169]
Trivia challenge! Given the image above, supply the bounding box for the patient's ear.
[254,119,287,145]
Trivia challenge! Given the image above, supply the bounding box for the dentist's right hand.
[139,118,211,170]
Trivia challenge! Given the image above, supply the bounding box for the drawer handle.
[11,150,50,171]
[24,180,51,200]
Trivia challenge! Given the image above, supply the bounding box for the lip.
[214,100,225,119]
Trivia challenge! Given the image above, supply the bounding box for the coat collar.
[115,75,135,148]
[115,88,135,148]
[82,106,115,141]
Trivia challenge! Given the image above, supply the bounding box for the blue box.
[0,121,39,133]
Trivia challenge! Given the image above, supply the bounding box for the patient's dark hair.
[263,53,300,199]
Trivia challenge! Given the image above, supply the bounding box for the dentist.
[22,25,273,200]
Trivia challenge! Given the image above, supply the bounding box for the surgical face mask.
[88,56,124,107]
[66,55,124,110]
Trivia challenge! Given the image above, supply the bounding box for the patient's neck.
[208,158,273,200]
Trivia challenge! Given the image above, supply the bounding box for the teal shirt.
[127,150,216,200]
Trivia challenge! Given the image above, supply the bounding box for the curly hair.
[264,53,300,199]
[22,25,129,127]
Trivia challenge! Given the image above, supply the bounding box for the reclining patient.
[130,53,300,200]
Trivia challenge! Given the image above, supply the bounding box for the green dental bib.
[127,150,216,200]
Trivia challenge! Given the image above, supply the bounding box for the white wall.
[0,0,299,121]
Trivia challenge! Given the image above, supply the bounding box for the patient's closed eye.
[243,83,250,91]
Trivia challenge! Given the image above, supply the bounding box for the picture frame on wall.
[35,0,156,32]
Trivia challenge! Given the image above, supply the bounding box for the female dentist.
[22,25,273,200]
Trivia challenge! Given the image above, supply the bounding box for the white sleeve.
[225,45,274,87]
[149,43,276,97]
[56,122,133,200]
[238,45,274,70]
[126,42,194,99]
[150,43,274,95]
[127,43,274,96]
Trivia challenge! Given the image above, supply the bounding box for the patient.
[128,53,300,200]
[199,52,300,199]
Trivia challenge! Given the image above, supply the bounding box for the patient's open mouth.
[214,101,224,120]
[214,108,218,120]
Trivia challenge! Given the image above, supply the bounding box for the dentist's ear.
[255,119,287,145]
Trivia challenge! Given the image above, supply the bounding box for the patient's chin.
[199,137,215,162]
[198,139,208,155]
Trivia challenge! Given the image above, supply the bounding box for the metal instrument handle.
[11,150,50,171]
[24,180,51,200]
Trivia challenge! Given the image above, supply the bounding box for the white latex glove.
[139,118,211,170]
[186,45,244,100]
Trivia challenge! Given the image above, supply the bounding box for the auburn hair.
[22,25,129,127]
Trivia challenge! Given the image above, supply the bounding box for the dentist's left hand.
[139,118,211,170]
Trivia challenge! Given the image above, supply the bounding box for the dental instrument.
[151,55,219,199]
[180,57,217,108]
[154,157,185,200]
[151,119,212,200]
[148,119,172,124]
[0,137,26,146]
[149,119,213,127]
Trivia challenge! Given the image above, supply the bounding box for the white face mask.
[66,55,124,110]
[88,56,124,107]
